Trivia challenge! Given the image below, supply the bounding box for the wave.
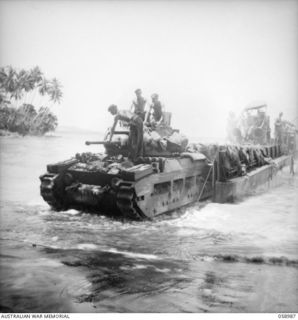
[105,248,161,260]
[197,253,298,267]
[44,243,298,268]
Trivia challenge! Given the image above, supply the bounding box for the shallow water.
[0,131,297,312]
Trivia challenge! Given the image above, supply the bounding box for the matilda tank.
[40,114,213,220]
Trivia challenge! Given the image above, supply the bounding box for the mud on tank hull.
[40,154,213,220]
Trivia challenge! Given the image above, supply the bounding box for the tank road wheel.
[40,173,65,210]
[116,184,145,220]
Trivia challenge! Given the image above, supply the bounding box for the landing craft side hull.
[214,155,291,203]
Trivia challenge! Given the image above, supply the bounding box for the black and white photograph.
[0,0,297,315]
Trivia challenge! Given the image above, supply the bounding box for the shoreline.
[0,129,57,138]
[0,129,22,137]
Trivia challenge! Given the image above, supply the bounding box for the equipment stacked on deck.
[142,125,189,155]
[186,142,283,182]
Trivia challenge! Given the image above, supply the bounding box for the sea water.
[0,131,297,312]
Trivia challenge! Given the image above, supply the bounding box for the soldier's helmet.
[135,88,142,95]
[108,104,117,114]
[151,93,159,99]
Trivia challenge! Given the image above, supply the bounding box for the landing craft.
[39,107,293,220]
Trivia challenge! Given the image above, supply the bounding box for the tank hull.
[40,155,212,220]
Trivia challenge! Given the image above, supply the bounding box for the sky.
[0,0,297,138]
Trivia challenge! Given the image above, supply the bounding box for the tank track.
[40,173,64,210]
[116,183,144,220]
[40,174,146,219]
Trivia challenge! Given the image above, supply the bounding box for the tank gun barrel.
[85,141,121,146]
[85,141,105,145]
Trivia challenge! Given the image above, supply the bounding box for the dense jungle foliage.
[0,66,62,135]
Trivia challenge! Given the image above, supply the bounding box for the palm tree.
[30,66,43,84]
[0,88,9,105]
[0,68,8,105]
[37,78,50,106]
[1,65,62,135]
[38,78,49,95]
[10,85,23,101]
[3,66,17,96]
[34,78,63,125]
[48,78,63,104]
[0,66,24,105]
[27,67,43,104]
[0,67,8,87]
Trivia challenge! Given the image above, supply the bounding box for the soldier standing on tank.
[145,93,164,127]
[131,88,146,121]
[275,112,283,144]
[108,104,143,161]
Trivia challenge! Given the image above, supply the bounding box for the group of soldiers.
[107,89,165,161]
[227,107,270,145]
[227,107,297,154]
